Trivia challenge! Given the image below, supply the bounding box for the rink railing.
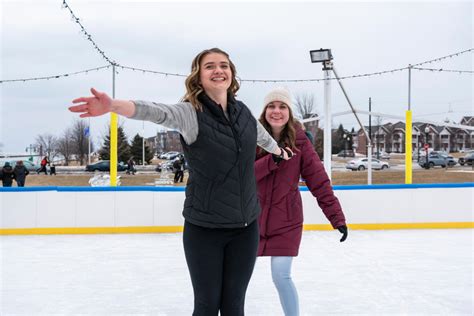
[1,183,473,235]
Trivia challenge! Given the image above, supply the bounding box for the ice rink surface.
[1,229,472,315]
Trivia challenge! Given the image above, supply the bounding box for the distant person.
[68,48,292,315]
[1,162,14,187]
[297,120,314,144]
[13,160,29,187]
[255,87,347,316]
[49,163,57,175]
[126,158,136,175]
[37,156,49,175]
[173,155,185,183]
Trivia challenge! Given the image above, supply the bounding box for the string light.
[118,65,187,78]
[0,65,110,84]
[62,0,115,65]
[59,3,472,82]
[412,48,473,67]
[6,2,474,85]
[116,49,472,83]
[412,67,473,74]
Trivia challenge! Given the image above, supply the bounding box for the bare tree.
[70,119,89,165]
[35,133,58,160]
[56,127,74,166]
[294,92,318,119]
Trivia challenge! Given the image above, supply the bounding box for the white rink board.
[1,185,472,229]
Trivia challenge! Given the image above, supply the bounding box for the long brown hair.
[258,101,298,156]
[182,48,240,111]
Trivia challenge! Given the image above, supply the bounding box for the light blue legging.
[271,256,299,316]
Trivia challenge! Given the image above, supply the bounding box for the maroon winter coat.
[255,127,346,256]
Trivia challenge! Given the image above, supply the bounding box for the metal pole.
[323,61,332,180]
[88,117,91,164]
[408,65,412,111]
[405,65,413,184]
[110,64,118,186]
[369,97,372,157]
[142,121,145,166]
[332,66,372,184]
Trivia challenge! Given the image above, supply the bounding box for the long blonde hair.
[182,48,240,111]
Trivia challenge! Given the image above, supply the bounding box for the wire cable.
[0,65,111,83]
[62,0,116,65]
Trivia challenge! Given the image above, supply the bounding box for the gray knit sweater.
[131,100,278,153]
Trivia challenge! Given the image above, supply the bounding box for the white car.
[373,151,390,160]
[159,151,181,160]
[346,158,390,171]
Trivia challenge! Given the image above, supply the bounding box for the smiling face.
[265,101,290,133]
[199,52,232,95]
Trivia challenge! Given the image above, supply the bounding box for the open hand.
[69,88,112,118]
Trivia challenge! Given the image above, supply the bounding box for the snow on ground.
[1,229,472,315]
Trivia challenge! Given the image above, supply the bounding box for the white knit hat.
[263,87,292,107]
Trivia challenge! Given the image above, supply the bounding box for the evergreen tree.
[99,125,131,163]
[349,127,355,150]
[314,128,324,158]
[130,133,154,164]
[332,124,346,154]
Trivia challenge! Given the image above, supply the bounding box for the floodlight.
[309,49,333,63]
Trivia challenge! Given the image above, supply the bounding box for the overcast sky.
[1,0,472,155]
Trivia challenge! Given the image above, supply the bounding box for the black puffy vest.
[180,94,260,228]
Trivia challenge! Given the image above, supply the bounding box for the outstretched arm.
[256,121,293,159]
[69,88,136,118]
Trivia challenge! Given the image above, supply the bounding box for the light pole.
[310,48,373,184]
[142,121,146,166]
[342,133,351,157]
[25,144,37,162]
[424,126,430,169]
[417,130,421,162]
[347,134,351,155]
[310,49,333,179]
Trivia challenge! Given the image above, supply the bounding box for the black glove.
[283,148,293,158]
[337,225,348,242]
[272,147,285,165]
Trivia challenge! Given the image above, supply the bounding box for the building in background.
[356,116,473,154]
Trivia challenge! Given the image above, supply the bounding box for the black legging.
[183,220,259,316]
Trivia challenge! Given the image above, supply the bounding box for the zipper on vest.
[218,104,246,226]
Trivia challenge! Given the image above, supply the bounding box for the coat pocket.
[286,190,303,222]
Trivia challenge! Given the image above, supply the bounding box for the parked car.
[418,153,448,168]
[155,158,188,172]
[346,158,390,171]
[85,160,127,172]
[336,150,355,157]
[155,160,174,172]
[438,153,457,167]
[159,151,181,160]
[372,151,390,160]
[459,152,474,166]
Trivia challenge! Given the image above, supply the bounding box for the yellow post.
[405,110,412,184]
[110,113,118,186]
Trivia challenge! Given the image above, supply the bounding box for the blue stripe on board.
[0,182,472,192]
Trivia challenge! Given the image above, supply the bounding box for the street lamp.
[417,129,421,162]
[25,144,37,162]
[310,49,333,178]
[342,133,351,158]
[424,126,430,169]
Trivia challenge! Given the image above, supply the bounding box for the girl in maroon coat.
[255,87,348,316]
